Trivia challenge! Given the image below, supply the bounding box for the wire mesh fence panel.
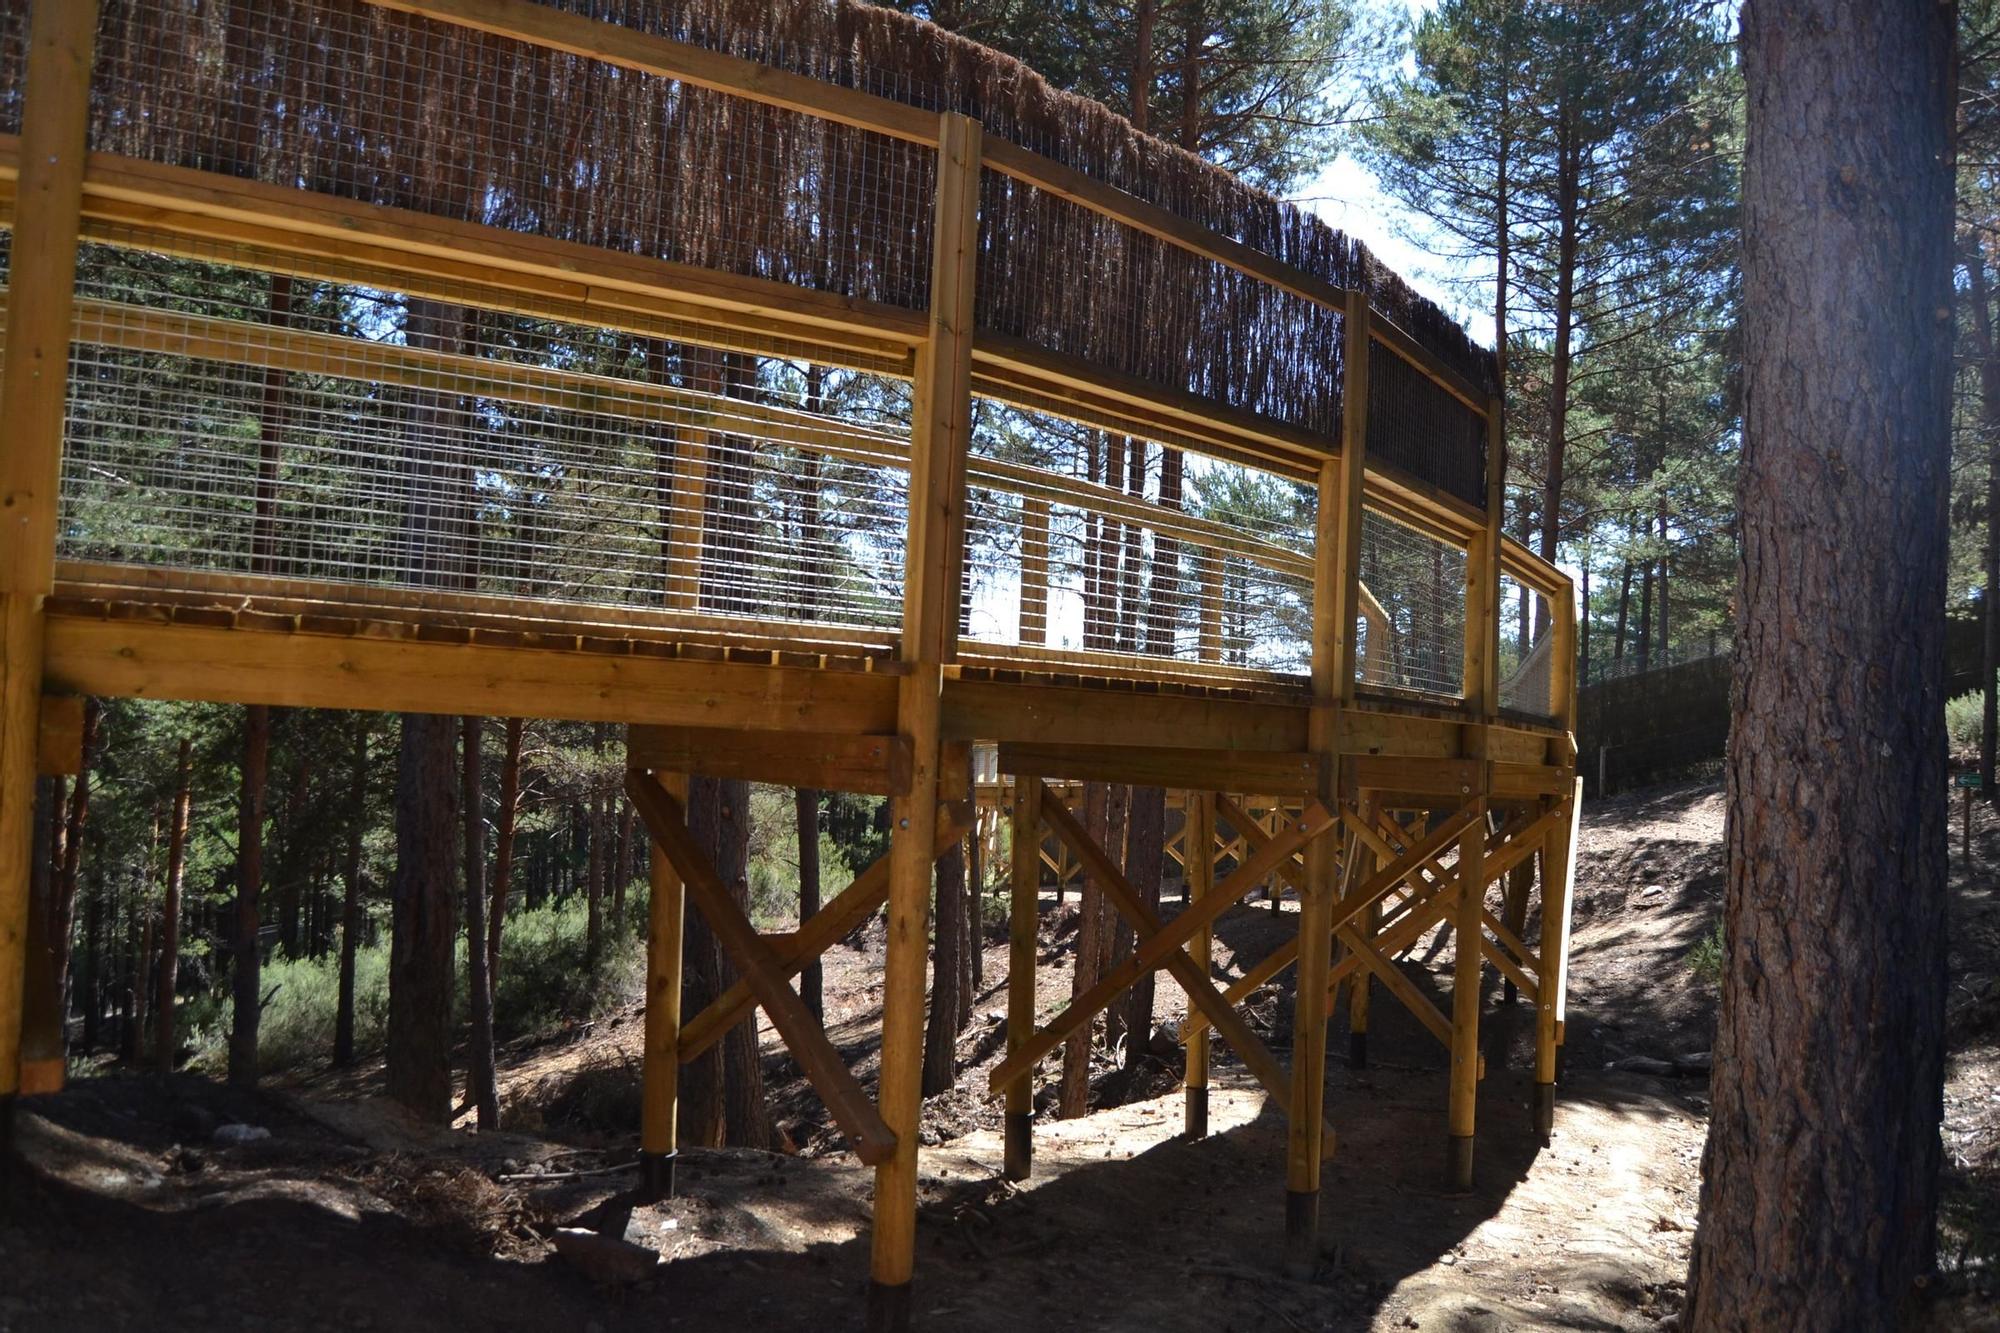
[84,0,938,311]
[55,233,913,640]
[1354,507,1466,700]
[1497,574,1558,721]
[957,400,1312,678]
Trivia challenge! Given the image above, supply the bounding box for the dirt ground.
[2,779,1996,1331]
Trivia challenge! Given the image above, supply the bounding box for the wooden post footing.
[1283,1188,1320,1278]
[1347,1031,1368,1070]
[636,1149,678,1202]
[0,1093,14,1156]
[866,1279,913,1333]
[1533,1083,1555,1144]
[1445,1133,1475,1192]
[1003,1111,1033,1181]
[1184,1085,1208,1140]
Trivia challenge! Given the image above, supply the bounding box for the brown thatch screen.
[3,0,1498,509]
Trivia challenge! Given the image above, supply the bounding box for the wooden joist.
[998,742,1320,795]
[630,726,914,796]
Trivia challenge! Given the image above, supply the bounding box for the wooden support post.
[0,0,96,1135]
[1535,781,1581,1142]
[665,433,708,612]
[1346,795,1380,1068]
[1183,791,1216,1138]
[1003,774,1040,1179]
[639,770,687,1200]
[1284,287,1371,1274]
[1447,794,1489,1191]
[871,109,980,1333]
[1197,549,1224,663]
[1018,495,1049,647]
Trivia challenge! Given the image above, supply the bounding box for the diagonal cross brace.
[986,792,1337,1095]
[1178,802,1482,1046]
[677,797,973,1062]
[628,773,898,1166]
[1029,780,1338,1155]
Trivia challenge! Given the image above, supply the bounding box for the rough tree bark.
[716,776,771,1149]
[227,704,270,1087]
[463,715,498,1129]
[488,716,522,985]
[334,717,367,1068]
[679,775,729,1147]
[1684,3,1954,1326]
[154,738,191,1073]
[922,840,966,1096]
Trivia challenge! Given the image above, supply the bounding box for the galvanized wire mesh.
[1356,508,1466,699]
[1366,342,1487,510]
[54,232,913,637]
[958,403,1312,677]
[85,0,937,310]
[1497,574,1558,720]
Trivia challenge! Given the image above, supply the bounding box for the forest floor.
[3,778,1997,1331]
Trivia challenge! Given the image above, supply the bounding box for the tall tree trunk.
[923,840,966,1096]
[1121,785,1164,1066]
[1685,5,1952,1325]
[1062,782,1111,1117]
[716,777,770,1149]
[278,751,308,957]
[51,699,98,1024]
[796,786,823,1021]
[384,296,470,1123]
[679,776,729,1147]
[489,716,522,984]
[334,718,367,1068]
[1539,107,1581,581]
[1968,248,2000,793]
[154,739,191,1073]
[228,705,270,1087]
[463,716,498,1129]
[1612,560,1633,662]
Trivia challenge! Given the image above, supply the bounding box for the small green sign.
[1957,772,1983,790]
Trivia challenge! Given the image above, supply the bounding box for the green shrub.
[181,943,391,1074]
[1947,689,1986,751]
[491,897,644,1043]
[1686,917,1727,985]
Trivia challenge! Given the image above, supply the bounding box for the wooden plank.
[628,775,897,1165]
[1035,780,1336,1154]
[998,742,1319,795]
[986,798,1336,1094]
[674,801,973,1062]
[34,695,84,777]
[44,612,901,734]
[1347,755,1481,799]
[1449,775,1490,1163]
[628,725,911,796]
[944,676,1308,751]
[0,0,95,1105]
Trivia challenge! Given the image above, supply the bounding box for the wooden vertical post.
[1197,548,1224,663]
[870,109,980,1333]
[1345,795,1380,1067]
[665,434,708,612]
[1285,289,1371,1275]
[1446,393,1506,1190]
[0,0,97,1136]
[1183,790,1216,1138]
[1534,778,1582,1141]
[1018,495,1049,646]
[1003,773,1040,1178]
[638,769,688,1199]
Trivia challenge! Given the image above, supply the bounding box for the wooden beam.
[986,798,1335,1095]
[34,695,84,777]
[43,612,901,734]
[944,676,1307,751]
[0,0,96,1108]
[998,742,1319,795]
[628,775,897,1165]
[629,726,912,797]
[872,110,982,1311]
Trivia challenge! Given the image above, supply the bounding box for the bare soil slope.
[3,780,1994,1331]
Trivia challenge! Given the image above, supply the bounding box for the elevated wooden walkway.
[0,2,1579,1327]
